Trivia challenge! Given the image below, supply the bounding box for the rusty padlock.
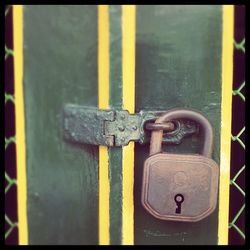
[141,109,219,222]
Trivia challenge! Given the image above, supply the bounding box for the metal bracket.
[63,104,198,147]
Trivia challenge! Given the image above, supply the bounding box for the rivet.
[132,125,137,130]
[118,125,125,132]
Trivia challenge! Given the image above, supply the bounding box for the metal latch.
[63,104,198,147]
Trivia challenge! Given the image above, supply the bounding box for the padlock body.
[141,153,219,222]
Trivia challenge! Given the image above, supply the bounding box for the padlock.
[141,109,219,222]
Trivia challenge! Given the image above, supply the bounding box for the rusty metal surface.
[145,121,175,131]
[63,105,199,147]
[63,104,115,146]
[144,119,198,145]
[141,153,219,222]
[141,108,219,222]
[149,108,214,157]
[105,110,142,146]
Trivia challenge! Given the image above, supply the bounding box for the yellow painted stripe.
[122,5,136,245]
[218,5,234,245]
[98,5,110,245]
[13,5,28,245]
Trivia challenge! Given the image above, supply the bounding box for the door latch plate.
[63,104,198,146]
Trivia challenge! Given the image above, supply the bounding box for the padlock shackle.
[149,109,214,157]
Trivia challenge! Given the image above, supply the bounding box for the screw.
[120,114,126,120]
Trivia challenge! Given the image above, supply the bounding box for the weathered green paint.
[63,106,198,147]
[134,5,222,245]
[108,5,123,245]
[23,5,223,245]
[108,148,122,244]
[23,6,98,244]
[109,5,122,109]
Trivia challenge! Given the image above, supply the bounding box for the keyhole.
[174,194,184,214]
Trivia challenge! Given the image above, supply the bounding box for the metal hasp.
[63,104,199,147]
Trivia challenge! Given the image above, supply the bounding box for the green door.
[135,5,221,244]
[20,5,99,244]
[14,5,233,245]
